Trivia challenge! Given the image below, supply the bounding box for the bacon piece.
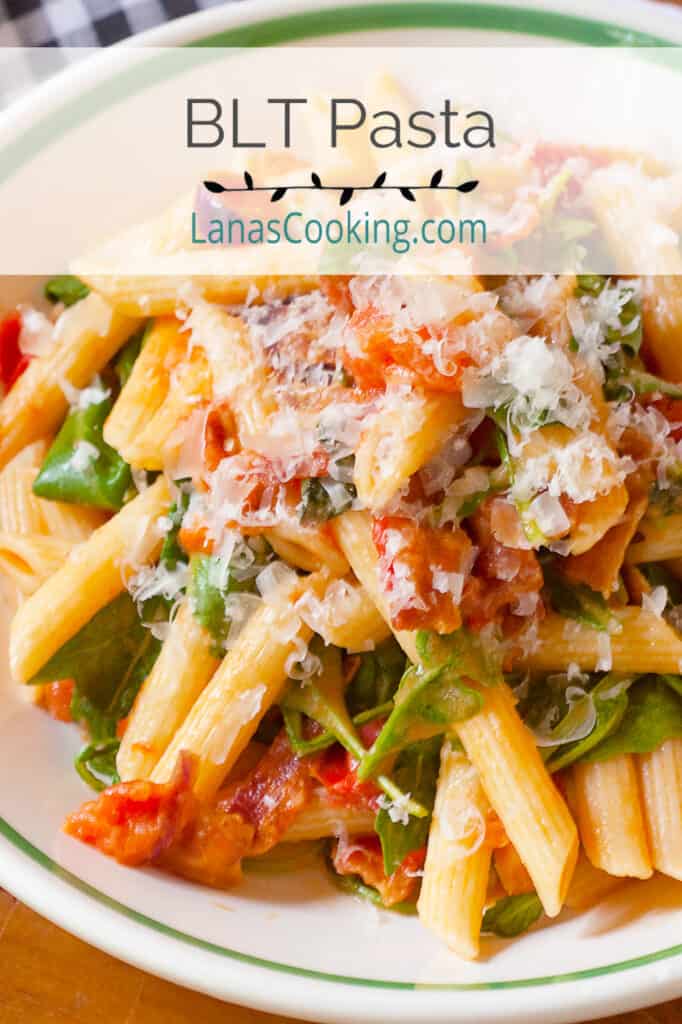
[372,515,474,634]
[344,308,474,393]
[332,833,424,906]
[64,752,199,866]
[221,730,313,855]
[41,679,74,723]
[461,498,544,632]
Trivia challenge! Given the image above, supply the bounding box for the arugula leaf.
[358,629,497,780]
[345,637,406,717]
[575,275,606,298]
[32,397,132,510]
[74,739,120,791]
[299,477,356,524]
[605,368,682,403]
[159,488,190,570]
[188,553,256,656]
[283,699,394,757]
[542,560,614,631]
[581,676,682,762]
[282,640,428,818]
[44,275,90,307]
[482,893,543,937]
[30,593,161,720]
[545,674,633,772]
[375,738,440,875]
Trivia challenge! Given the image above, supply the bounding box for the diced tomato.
[532,142,611,202]
[64,752,199,865]
[372,515,474,633]
[42,680,74,723]
[310,734,383,811]
[204,402,238,471]
[116,716,129,739]
[0,312,31,392]
[344,308,474,393]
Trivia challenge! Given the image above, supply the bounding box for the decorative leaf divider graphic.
[204,170,478,207]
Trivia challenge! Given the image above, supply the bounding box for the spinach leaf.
[581,676,682,762]
[545,674,633,771]
[44,275,90,307]
[542,560,614,631]
[299,477,356,524]
[345,637,406,717]
[482,893,543,937]
[33,397,132,510]
[375,738,441,875]
[75,740,120,791]
[188,553,256,656]
[283,641,428,818]
[358,628,497,780]
[30,592,161,722]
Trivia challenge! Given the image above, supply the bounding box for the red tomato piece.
[0,311,31,392]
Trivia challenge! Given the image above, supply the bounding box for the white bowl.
[3,2,682,1022]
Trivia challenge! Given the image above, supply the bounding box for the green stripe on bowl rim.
[0,0,680,993]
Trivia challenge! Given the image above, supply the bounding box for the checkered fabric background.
[0,0,235,46]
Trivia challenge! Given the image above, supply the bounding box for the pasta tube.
[638,738,682,881]
[573,755,652,879]
[332,511,578,917]
[0,293,140,470]
[151,569,331,802]
[417,743,492,960]
[282,788,375,842]
[524,608,682,675]
[117,601,221,781]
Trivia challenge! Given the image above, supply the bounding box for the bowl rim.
[3,2,682,1021]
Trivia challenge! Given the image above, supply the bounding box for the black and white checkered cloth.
[0,0,234,46]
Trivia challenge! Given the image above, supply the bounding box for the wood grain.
[0,888,678,1024]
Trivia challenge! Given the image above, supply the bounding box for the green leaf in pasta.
[282,640,428,818]
[188,552,258,656]
[581,676,682,763]
[32,397,132,510]
[30,592,161,727]
[375,737,441,875]
[544,673,634,771]
[357,628,496,781]
[114,322,150,389]
[74,739,120,791]
[482,893,543,938]
[298,476,356,524]
[345,637,406,717]
[324,844,417,914]
[541,559,614,632]
[159,487,190,570]
[44,275,90,307]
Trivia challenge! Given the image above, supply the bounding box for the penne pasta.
[0,293,140,470]
[151,570,331,802]
[418,743,492,960]
[564,851,628,911]
[282,788,375,843]
[573,755,652,879]
[103,317,186,458]
[117,600,221,781]
[638,737,682,881]
[524,607,682,675]
[332,510,578,917]
[0,533,74,596]
[9,476,170,682]
[265,520,349,576]
[354,391,469,511]
[626,512,682,564]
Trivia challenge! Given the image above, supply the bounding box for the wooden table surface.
[0,884,678,1024]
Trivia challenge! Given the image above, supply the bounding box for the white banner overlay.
[1,46,682,274]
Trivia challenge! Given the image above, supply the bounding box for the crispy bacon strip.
[65,733,313,887]
[332,833,424,906]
